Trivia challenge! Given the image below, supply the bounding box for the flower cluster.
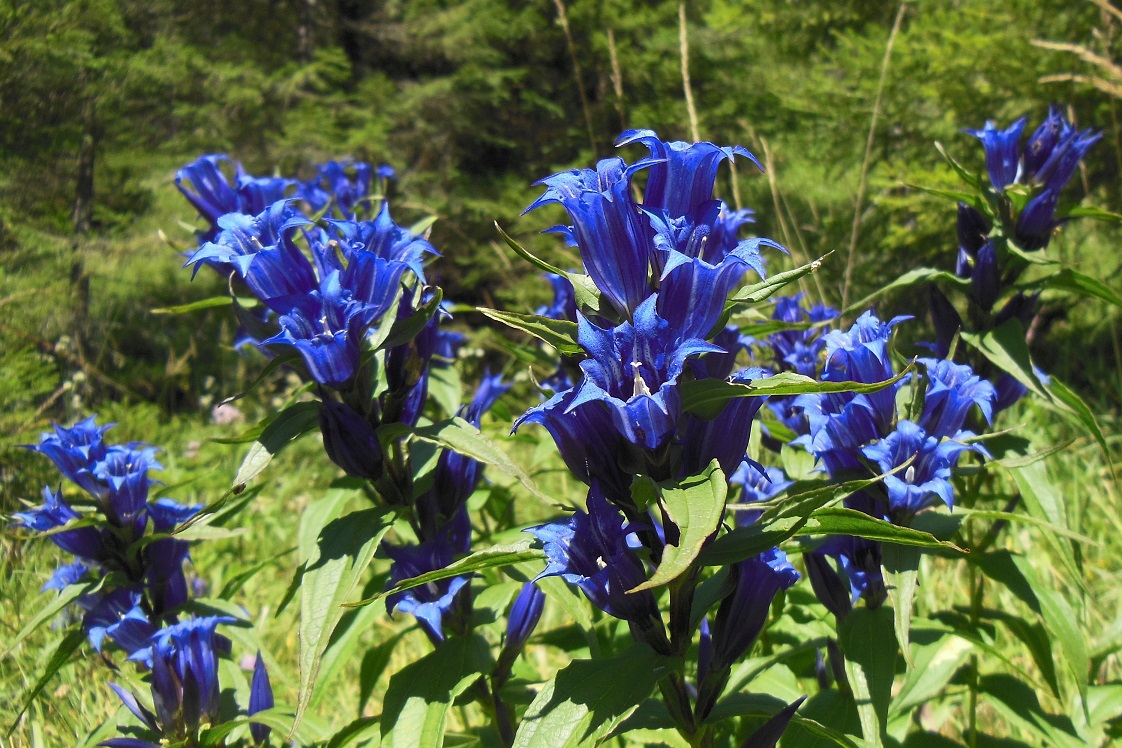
[176,154,444,488]
[790,312,995,607]
[516,131,799,734]
[14,418,198,651]
[14,417,274,746]
[931,110,1099,413]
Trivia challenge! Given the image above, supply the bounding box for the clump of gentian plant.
[11,418,275,747]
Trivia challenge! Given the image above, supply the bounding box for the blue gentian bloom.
[969,240,1000,310]
[384,508,473,643]
[377,164,396,181]
[564,295,721,451]
[730,463,792,516]
[917,358,996,438]
[815,534,885,606]
[503,581,546,656]
[319,399,383,480]
[249,652,274,746]
[965,117,1027,191]
[175,155,292,241]
[12,485,105,560]
[525,157,657,319]
[94,445,163,533]
[707,547,799,672]
[383,301,442,427]
[767,294,839,377]
[263,270,395,388]
[326,202,438,282]
[42,561,90,592]
[186,201,316,311]
[24,416,113,497]
[616,129,762,218]
[679,367,769,478]
[298,160,374,216]
[527,486,660,625]
[126,616,236,738]
[862,420,987,520]
[84,589,156,654]
[144,498,202,614]
[955,203,990,278]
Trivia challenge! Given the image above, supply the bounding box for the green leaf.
[7,628,86,735]
[700,476,893,566]
[960,319,1050,399]
[1058,203,1122,223]
[512,645,674,748]
[494,221,606,319]
[151,295,254,315]
[729,253,833,305]
[630,461,726,592]
[232,401,321,489]
[839,607,897,748]
[294,503,396,736]
[933,142,983,189]
[1048,375,1115,475]
[358,633,406,717]
[798,507,964,551]
[380,635,494,748]
[212,351,303,411]
[1027,267,1122,309]
[978,674,1084,748]
[846,267,970,315]
[889,628,973,718]
[1,579,100,659]
[882,544,920,668]
[680,366,911,418]
[1005,453,1083,585]
[407,417,554,504]
[345,538,544,608]
[477,307,581,355]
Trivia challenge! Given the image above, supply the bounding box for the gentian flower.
[917,358,996,438]
[384,508,473,643]
[318,399,384,480]
[298,160,374,216]
[121,616,236,741]
[326,202,438,282]
[527,486,660,627]
[965,117,1027,191]
[862,420,988,521]
[525,157,657,319]
[23,416,113,497]
[12,485,105,560]
[84,589,157,654]
[249,652,274,746]
[707,548,799,673]
[175,155,292,241]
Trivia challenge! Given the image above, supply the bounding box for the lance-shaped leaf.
[380,634,494,748]
[232,401,321,489]
[630,461,726,593]
[680,366,912,418]
[512,645,674,748]
[344,538,545,609]
[477,307,582,356]
[494,222,607,319]
[728,252,833,305]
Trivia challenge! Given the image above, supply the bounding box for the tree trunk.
[298,0,318,63]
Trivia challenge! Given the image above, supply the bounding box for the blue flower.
[527,486,660,625]
[175,155,292,241]
[767,294,838,377]
[917,358,996,438]
[565,295,721,451]
[84,589,156,654]
[616,129,761,219]
[503,581,546,657]
[326,202,438,282]
[384,508,473,643]
[812,534,885,608]
[377,164,396,181]
[24,416,114,497]
[861,420,987,520]
[186,201,316,311]
[13,485,105,560]
[730,462,792,518]
[707,547,799,672]
[525,157,657,318]
[965,117,1027,191]
[126,616,236,739]
[679,367,770,478]
[143,498,201,614]
[319,399,383,480]
[93,445,163,533]
[298,160,374,216]
[249,652,274,746]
